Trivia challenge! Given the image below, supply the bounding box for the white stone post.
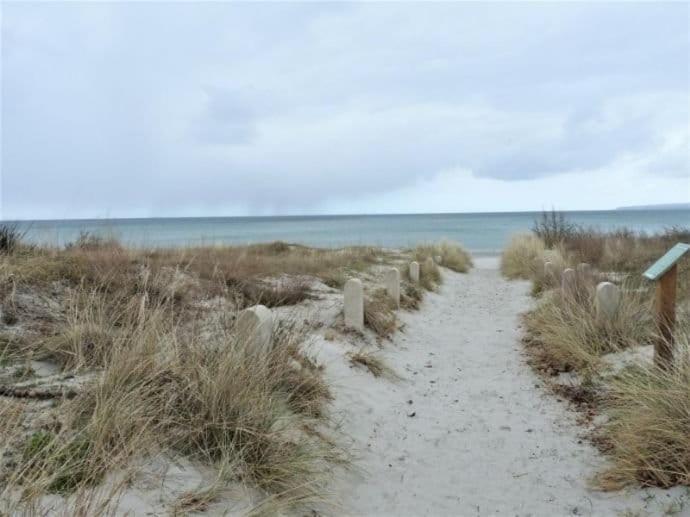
[384,267,400,308]
[237,305,274,355]
[577,262,592,281]
[409,261,420,283]
[561,268,576,298]
[344,278,364,331]
[595,282,620,324]
[544,261,555,283]
[434,255,442,265]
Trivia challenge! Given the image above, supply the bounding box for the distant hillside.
[617,203,690,211]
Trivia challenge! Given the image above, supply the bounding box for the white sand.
[322,257,688,516]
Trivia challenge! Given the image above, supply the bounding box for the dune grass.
[413,240,472,273]
[364,289,397,338]
[524,277,654,373]
[0,230,456,512]
[1,297,336,513]
[512,215,690,491]
[0,235,383,513]
[0,229,473,511]
[598,352,690,489]
[500,233,546,280]
[348,349,397,379]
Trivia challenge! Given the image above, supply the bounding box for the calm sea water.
[9,210,690,255]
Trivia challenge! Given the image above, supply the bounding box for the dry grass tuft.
[524,278,653,373]
[598,352,690,489]
[419,258,441,291]
[500,233,546,280]
[348,349,397,379]
[364,290,397,338]
[400,282,424,310]
[227,277,314,309]
[3,306,335,512]
[414,240,472,273]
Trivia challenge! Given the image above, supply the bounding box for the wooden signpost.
[643,243,690,369]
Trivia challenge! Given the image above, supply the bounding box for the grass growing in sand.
[0,230,472,513]
[523,276,653,373]
[413,240,473,273]
[364,289,398,338]
[503,211,690,491]
[598,352,690,489]
[348,349,397,379]
[0,235,396,514]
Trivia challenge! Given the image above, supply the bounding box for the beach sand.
[320,257,687,516]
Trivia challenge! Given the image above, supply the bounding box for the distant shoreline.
[616,203,690,211]
[2,206,689,224]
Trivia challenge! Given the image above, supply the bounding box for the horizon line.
[2,205,689,224]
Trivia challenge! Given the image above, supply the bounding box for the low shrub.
[0,224,26,255]
[532,209,577,248]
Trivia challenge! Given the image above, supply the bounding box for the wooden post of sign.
[654,264,677,369]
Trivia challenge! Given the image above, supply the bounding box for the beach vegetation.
[500,233,546,280]
[364,289,397,338]
[413,240,473,273]
[0,224,27,255]
[509,214,690,491]
[348,349,397,379]
[597,353,690,489]
[523,276,653,373]
[0,236,474,512]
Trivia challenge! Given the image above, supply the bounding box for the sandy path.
[328,258,684,516]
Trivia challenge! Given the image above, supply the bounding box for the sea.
[8,210,690,256]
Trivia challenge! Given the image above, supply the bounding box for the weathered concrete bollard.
[595,282,620,324]
[561,268,576,297]
[577,262,592,281]
[237,305,274,355]
[544,261,556,283]
[384,267,400,308]
[344,278,364,331]
[577,262,591,274]
[434,255,442,265]
[409,261,420,284]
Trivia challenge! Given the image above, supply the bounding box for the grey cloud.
[1,2,688,219]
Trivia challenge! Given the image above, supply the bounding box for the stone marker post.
[384,267,401,308]
[237,305,274,355]
[344,278,364,331]
[561,268,576,298]
[434,255,442,265]
[577,262,592,282]
[595,282,620,324]
[544,261,556,284]
[409,261,420,284]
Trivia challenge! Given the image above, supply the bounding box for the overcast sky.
[1,2,688,220]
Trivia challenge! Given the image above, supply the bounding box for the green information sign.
[643,243,690,281]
